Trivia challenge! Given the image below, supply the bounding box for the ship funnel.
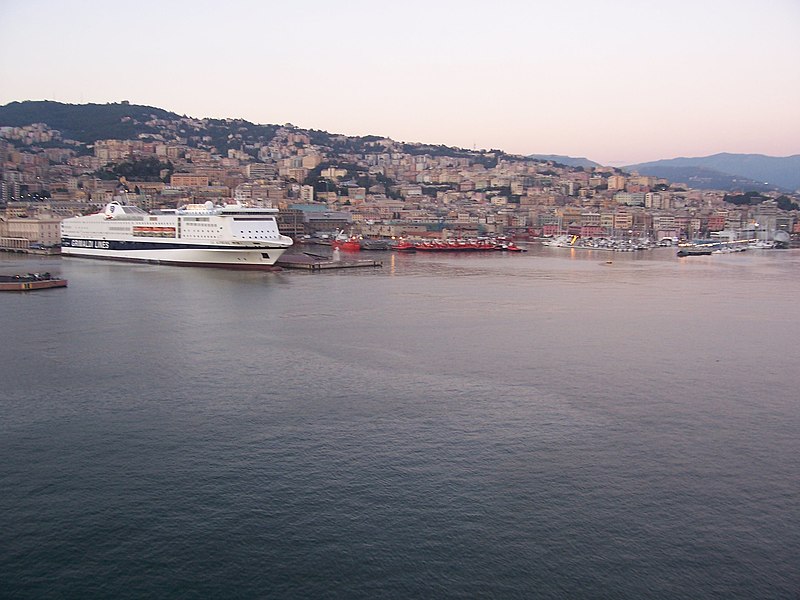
[104,202,122,218]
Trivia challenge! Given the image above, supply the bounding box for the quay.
[276,253,382,271]
[0,246,61,256]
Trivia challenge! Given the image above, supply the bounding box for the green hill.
[0,100,177,143]
[0,100,289,157]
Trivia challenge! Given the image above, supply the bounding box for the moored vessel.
[0,272,67,291]
[747,240,775,250]
[542,235,652,251]
[391,238,526,253]
[330,230,362,252]
[331,239,362,252]
[393,240,417,253]
[409,239,519,252]
[61,201,293,269]
[677,247,713,257]
[359,238,391,251]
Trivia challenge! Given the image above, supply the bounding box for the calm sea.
[1,246,799,599]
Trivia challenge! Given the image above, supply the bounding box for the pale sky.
[1,0,798,165]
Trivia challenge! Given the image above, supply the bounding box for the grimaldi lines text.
[60,201,294,269]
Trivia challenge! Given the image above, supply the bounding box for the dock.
[276,253,382,271]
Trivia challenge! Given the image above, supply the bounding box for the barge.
[0,273,68,291]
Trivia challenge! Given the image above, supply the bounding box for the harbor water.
[2,247,799,598]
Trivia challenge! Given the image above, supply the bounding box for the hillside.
[0,100,177,143]
[0,100,525,166]
[625,153,800,192]
[0,101,285,157]
[5,101,796,193]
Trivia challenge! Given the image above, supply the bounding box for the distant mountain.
[528,154,600,169]
[625,153,800,192]
[625,166,775,192]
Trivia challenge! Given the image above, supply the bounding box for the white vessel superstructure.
[61,201,293,269]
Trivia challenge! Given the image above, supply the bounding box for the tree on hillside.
[95,157,173,182]
[776,195,799,211]
[723,191,766,206]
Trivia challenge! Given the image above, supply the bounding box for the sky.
[1,0,798,165]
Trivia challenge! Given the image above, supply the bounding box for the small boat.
[542,235,576,248]
[712,245,747,254]
[331,238,361,252]
[747,240,775,250]
[497,242,526,252]
[0,272,68,291]
[331,230,361,252]
[393,240,417,253]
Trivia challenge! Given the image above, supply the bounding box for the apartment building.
[170,174,209,187]
[607,175,627,191]
[614,192,645,206]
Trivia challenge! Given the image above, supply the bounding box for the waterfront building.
[287,204,352,236]
[581,212,601,227]
[611,211,633,232]
[707,213,726,232]
[0,216,61,248]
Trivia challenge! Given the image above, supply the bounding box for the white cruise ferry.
[61,201,293,269]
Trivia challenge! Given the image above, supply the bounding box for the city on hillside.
[1,103,799,251]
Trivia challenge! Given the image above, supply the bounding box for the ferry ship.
[61,200,293,269]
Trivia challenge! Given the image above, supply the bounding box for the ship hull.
[61,244,288,270]
[0,277,68,291]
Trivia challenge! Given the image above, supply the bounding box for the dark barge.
[0,273,68,291]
